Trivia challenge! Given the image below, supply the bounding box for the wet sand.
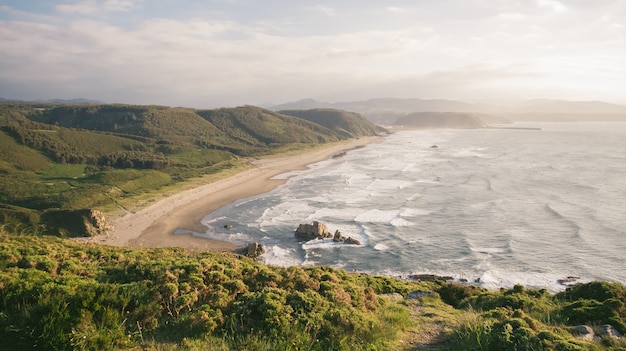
[91,137,379,251]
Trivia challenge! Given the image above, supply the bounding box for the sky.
[0,0,625,108]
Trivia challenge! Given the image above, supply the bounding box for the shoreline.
[89,136,381,251]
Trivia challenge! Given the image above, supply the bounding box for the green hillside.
[196,106,343,152]
[0,102,381,236]
[279,108,386,138]
[31,104,222,141]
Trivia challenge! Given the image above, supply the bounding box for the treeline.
[2,122,94,164]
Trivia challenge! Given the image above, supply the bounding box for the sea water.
[196,122,626,292]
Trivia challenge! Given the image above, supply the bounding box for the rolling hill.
[0,102,381,236]
[278,108,386,138]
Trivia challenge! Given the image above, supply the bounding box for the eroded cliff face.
[42,209,110,237]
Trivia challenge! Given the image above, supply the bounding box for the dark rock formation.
[296,221,361,245]
[344,236,361,245]
[295,221,332,240]
[333,230,345,242]
[246,242,265,259]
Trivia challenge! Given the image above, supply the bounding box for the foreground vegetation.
[1,231,625,350]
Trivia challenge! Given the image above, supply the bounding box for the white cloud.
[2,1,626,106]
[536,0,567,13]
[56,0,140,14]
[307,5,336,17]
[496,12,526,21]
[386,7,409,13]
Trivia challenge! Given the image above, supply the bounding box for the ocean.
[195,122,626,292]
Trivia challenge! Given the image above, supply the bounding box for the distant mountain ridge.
[271,98,626,123]
[271,97,488,114]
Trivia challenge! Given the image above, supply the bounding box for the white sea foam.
[261,245,302,267]
[474,270,587,293]
[373,243,389,251]
[354,209,401,223]
[471,247,509,255]
[197,124,626,290]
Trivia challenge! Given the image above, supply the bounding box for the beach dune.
[93,137,379,251]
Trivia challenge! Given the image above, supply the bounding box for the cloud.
[536,0,567,13]
[386,7,409,13]
[56,0,140,14]
[2,1,626,106]
[496,12,526,21]
[306,4,336,17]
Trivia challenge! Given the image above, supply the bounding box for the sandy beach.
[91,136,380,251]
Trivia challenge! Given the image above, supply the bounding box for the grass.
[2,231,624,350]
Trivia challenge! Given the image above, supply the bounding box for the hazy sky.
[1,0,625,107]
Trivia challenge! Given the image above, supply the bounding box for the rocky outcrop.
[41,209,110,237]
[85,210,109,236]
[295,221,332,240]
[570,324,622,341]
[296,222,362,245]
[569,325,597,342]
[598,324,621,340]
[333,230,345,242]
[246,242,265,259]
[344,237,361,245]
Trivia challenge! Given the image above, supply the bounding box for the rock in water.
[246,242,265,259]
[344,236,361,245]
[333,230,345,242]
[295,221,332,240]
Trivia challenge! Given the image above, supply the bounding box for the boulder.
[598,324,621,340]
[246,242,265,259]
[344,236,361,245]
[569,325,596,342]
[295,221,332,240]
